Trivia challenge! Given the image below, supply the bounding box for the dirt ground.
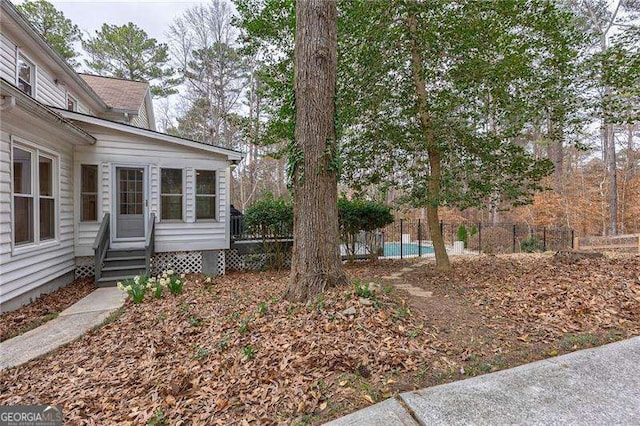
[0,254,638,425]
[0,277,94,342]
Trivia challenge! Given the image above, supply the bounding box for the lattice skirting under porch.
[75,257,95,279]
[75,251,226,279]
[151,251,203,276]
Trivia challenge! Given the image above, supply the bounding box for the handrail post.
[93,213,111,284]
[145,213,156,275]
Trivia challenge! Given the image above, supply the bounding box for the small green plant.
[520,236,544,253]
[382,284,394,294]
[188,315,203,327]
[193,345,211,360]
[416,364,430,381]
[407,329,421,338]
[242,345,255,360]
[353,279,375,299]
[395,305,411,319]
[117,275,149,303]
[257,301,268,316]
[230,311,240,321]
[314,293,325,312]
[559,333,600,350]
[238,319,250,334]
[148,276,164,299]
[218,336,230,352]
[147,409,166,426]
[180,302,190,313]
[160,270,185,295]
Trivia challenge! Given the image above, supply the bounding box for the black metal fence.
[231,216,574,258]
[381,220,574,257]
[230,216,293,241]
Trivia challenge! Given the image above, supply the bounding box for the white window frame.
[10,136,59,255]
[80,163,99,223]
[38,153,56,242]
[195,169,217,222]
[15,49,37,98]
[66,92,78,112]
[160,168,185,222]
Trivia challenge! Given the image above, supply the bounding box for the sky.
[11,0,205,43]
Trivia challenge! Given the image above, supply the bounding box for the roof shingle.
[79,73,148,111]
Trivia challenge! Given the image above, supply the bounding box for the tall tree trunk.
[600,33,618,236]
[284,0,346,302]
[546,112,564,187]
[407,13,450,272]
[604,107,618,236]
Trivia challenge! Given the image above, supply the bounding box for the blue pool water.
[383,242,435,257]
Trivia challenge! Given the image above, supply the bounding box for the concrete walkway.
[0,288,126,370]
[326,336,640,425]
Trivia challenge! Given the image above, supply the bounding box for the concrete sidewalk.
[326,336,640,425]
[0,288,126,370]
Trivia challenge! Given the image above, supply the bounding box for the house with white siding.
[0,0,242,312]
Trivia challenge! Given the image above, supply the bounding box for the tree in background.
[283,0,346,302]
[16,0,82,66]
[576,0,639,235]
[235,0,582,271]
[83,23,179,97]
[339,0,581,270]
[169,0,247,147]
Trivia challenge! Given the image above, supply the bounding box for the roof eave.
[1,79,96,145]
[1,1,109,112]
[53,108,244,161]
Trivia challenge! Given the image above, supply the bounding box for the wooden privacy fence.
[575,234,640,254]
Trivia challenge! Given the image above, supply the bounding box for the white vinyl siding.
[0,33,16,82]
[34,65,67,107]
[130,102,150,129]
[0,126,74,307]
[74,130,230,255]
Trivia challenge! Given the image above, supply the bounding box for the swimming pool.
[383,242,434,257]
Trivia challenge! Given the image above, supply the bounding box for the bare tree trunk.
[604,114,618,236]
[407,13,450,272]
[284,0,346,302]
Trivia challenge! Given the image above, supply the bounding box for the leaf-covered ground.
[0,254,639,425]
[0,277,94,342]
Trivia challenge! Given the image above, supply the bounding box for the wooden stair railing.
[92,213,110,283]
[145,213,156,274]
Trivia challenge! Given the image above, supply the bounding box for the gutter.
[1,79,96,145]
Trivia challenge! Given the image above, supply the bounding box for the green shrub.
[338,198,394,261]
[520,236,544,253]
[244,194,293,270]
[244,194,293,238]
[457,224,469,247]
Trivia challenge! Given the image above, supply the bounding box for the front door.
[116,167,145,239]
